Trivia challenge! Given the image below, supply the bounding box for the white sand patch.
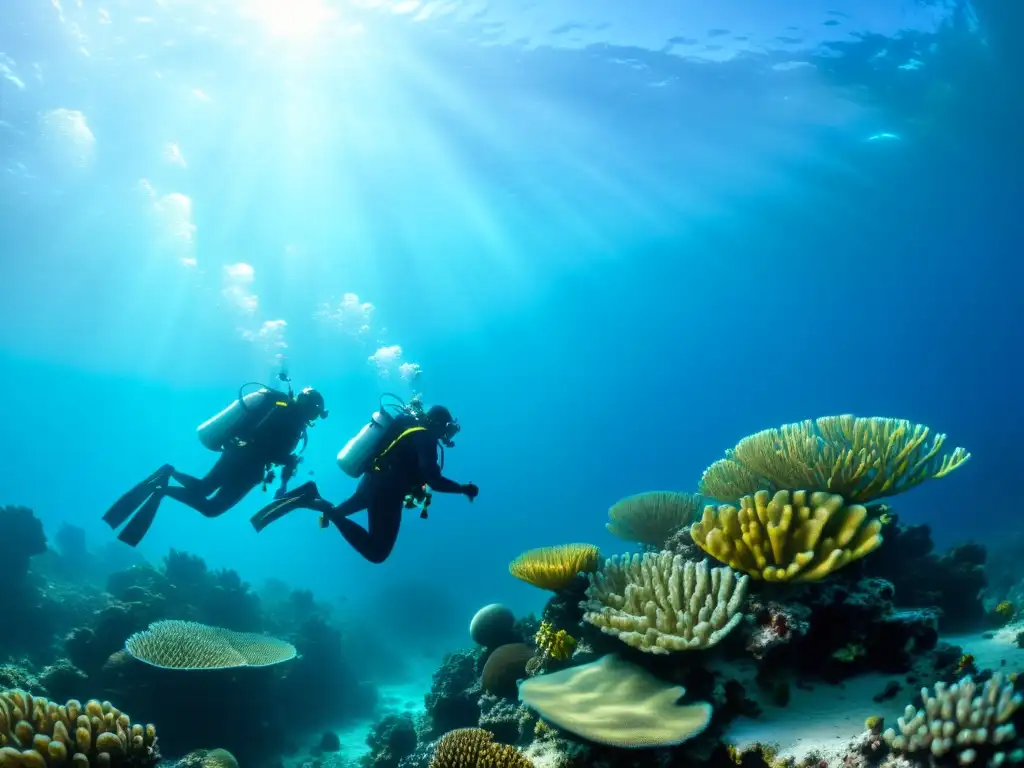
[725,626,1024,765]
[726,673,907,763]
[947,622,1024,674]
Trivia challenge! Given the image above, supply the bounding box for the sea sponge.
[508,544,600,591]
[124,620,297,669]
[690,489,883,582]
[481,643,535,697]
[883,674,1023,763]
[699,415,970,503]
[518,654,712,748]
[0,689,157,765]
[428,728,533,767]
[606,491,704,548]
[581,553,748,653]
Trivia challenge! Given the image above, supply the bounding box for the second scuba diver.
[250,395,479,564]
[102,377,328,547]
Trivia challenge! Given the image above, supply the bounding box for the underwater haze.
[0,0,1023,765]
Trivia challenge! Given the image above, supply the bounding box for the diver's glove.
[461,483,479,502]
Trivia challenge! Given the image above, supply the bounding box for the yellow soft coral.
[508,544,600,591]
[690,489,883,582]
[0,690,158,765]
[429,728,533,768]
[534,622,576,661]
[699,415,970,503]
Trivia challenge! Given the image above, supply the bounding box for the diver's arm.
[416,438,465,494]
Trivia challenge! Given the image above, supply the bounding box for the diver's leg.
[169,452,233,495]
[250,481,333,532]
[330,487,405,564]
[102,464,174,529]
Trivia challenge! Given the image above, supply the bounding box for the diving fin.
[116,490,164,547]
[102,464,174,529]
[250,481,323,533]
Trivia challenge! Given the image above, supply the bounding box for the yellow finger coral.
[699,415,970,503]
[606,491,704,548]
[690,489,883,582]
[0,690,158,765]
[125,620,297,669]
[508,544,600,591]
[428,728,533,768]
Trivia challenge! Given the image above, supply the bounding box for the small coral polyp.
[0,689,158,766]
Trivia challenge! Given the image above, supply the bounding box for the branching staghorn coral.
[699,415,970,503]
[0,689,158,766]
[690,489,883,582]
[125,620,297,669]
[606,491,705,549]
[882,674,1024,764]
[508,544,601,591]
[581,552,749,653]
[428,728,534,768]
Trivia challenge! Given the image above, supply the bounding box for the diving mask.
[441,419,460,448]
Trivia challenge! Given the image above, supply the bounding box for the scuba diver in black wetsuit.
[102,376,328,547]
[250,395,479,564]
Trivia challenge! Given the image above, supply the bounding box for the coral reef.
[508,545,601,591]
[428,728,533,768]
[124,620,297,669]
[0,690,158,765]
[581,553,749,653]
[605,491,705,549]
[698,415,970,503]
[690,490,884,582]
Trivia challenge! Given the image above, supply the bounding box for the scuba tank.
[336,393,413,478]
[197,379,290,452]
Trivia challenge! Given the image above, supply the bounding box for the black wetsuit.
[163,405,303,516]
[106,398,308,547]
[325,421,463,563]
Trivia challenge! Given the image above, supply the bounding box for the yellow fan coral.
[606,491,704,548]
[428,728,533,768]
[690,489,883,582]
[698,415,970,503]
[0,690,158,765]
[125,620,297,669]
[508,544,600,591]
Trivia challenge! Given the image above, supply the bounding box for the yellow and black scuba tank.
[336,392,422,478]
[197,383,291,452]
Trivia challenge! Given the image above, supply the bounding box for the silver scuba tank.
[336,409,396,478]
[197,388,275,451]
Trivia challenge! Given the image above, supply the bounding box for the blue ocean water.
[0,0,1021,763]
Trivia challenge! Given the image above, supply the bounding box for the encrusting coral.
[534,622,576,662]
[428,727,533,767]
[508,544,601,591]
[882,674,1023,763]
[581,553,749,653]
[605,491,705,549]
[0,689,158,766]
[698,415,970,503]
[124,619,297,669]
[518,654,712,748]
[690,489,884,582]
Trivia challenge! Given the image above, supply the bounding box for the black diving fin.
[116,490,164,547]
[102,464,174,529]
[250,481,323,533]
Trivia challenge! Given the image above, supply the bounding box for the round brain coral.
[428,728,533,768]
[481,643,535,697]
[508,544,600,591]
[0,689,158,765]
[469,604,516,648]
